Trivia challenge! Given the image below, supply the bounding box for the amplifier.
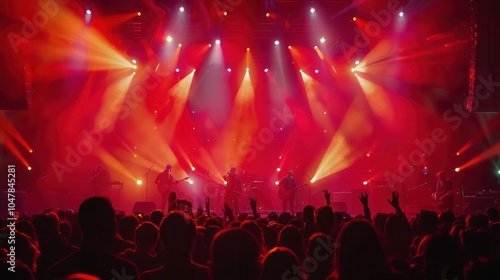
[462,196,497,215]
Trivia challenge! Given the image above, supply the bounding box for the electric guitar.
[278,183,308,200]
[157,177,190,195]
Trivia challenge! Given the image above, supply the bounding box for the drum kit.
[205,172,263,211]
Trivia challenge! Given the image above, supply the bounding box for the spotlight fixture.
[399,11,404,17]
[355,60,360,65]
[455,167,460,172]
[227,68,232,72]
[320,37,326,43]
[264,68,269,73]
[314,69,319,73]
[353,16,357,21]
[274,40,280,45]
[215,39,221,45]
[277,167,281,172]
[179,6,185,12]
[137,12,141,16]
[166,36,172,42]
[310,7,315,14]
[86,9,91,15]
[178,43,182,47]
[175,68,180,72]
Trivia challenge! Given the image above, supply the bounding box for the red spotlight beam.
[459,142,500,171]
[0,113,32,152]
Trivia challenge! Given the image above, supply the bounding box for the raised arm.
[359,191,371,221]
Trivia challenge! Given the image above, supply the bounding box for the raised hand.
[323,189,331,205]
[387,191,400,210]
[359,191,369,208]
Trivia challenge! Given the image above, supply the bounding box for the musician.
[223,167,241,215]
[279,170,297,214]
[92,164,111,198]
[155,164,175,212]
[435,170,454,212]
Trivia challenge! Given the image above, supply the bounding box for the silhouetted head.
[303,205,315,224]
[166,164,172,170]
[333,219,391,280]
[209,228,261,280]
[118,215,140,242]
[261,247,304,280]
[422,233,462,280]
[160,211,196,261]
[485,208,500,223]
[135,222,159,252]
[149,209,165,227]
[307,233,335,280]
[278,225,305,262]
[78,197,116,248]
[466,213,489,230]
[315,205,334,235]
[241,220,263,252]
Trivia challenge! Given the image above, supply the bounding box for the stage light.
[134,154,137,158]
[264,68,269,72]
[179,6,185,12]
[277,167,281,172]
[323,111,326,115]
[275,181,279,185]
[189,180,194,185]
[353,16,357,21]
[227,68,231,72]
[399,11,404,17]
[299,69,303,73]
[497,170,500,174]
[192,127,196,130]
[29,149,33,153]
[314,69,319,73]
[266,12,270,17]
[224,181,228,185]
[223,11,228,16]
[246,67,249,72]
[208,43,212,47]
[324,130,327,133]
[455,167,460,172]
[310,179,315,183]
[351,68,355,72]
[191,166,196,171]
[166,36,172,42]
[314,45,318,49]
[86,9,91,15]
[320,37,326,43]
[137,12,141,16]
[175,68,180,72]
[178,43,182,47]
[288,45,292,49]
[363,180,368,185]
[274,40,280,45]
[355,60,360,65]
[310,7,315,14]
[133,65,137,69]
[132,59,137,64]
[215,39,221,45]
[456,152,460,156]
[27,166,32,170]
[366,153,371,157]
[247,47,250,51]
[137,179,142,185]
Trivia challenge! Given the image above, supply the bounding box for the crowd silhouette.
[1,190,500,280]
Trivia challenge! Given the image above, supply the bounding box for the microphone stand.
[144,165,154,201]
[302,171,313,205]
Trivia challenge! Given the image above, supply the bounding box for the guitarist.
[155,164,176,212]
[435,170,454,212]
[279,170,297,214]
